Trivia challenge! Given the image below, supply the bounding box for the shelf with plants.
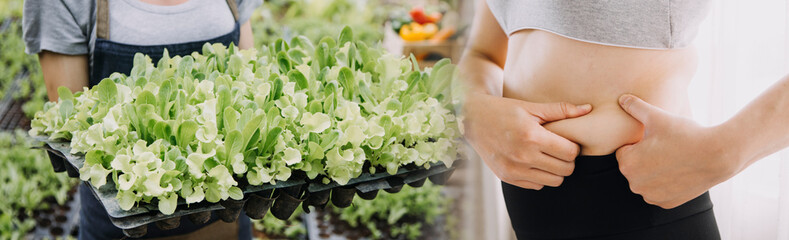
[252,182,455,240]
[0,130,80,240]
[306,182,455,240]
[252,204,307,240]
[29,27,461,237]
[0,2,75,238]
[0,17,49,131]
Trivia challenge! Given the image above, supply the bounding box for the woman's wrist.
[709,120,752,179]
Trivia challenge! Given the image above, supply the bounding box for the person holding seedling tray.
[22,0,262,238]
[22,0,463,239]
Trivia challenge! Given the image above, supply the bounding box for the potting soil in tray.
[33,136,458,231]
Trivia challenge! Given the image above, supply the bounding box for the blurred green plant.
[0,0,24,19]
[251,0,390,46]
[332,182,452,240]
[0,1,49,119]
[0,130,78,239]
[252,207,306,239]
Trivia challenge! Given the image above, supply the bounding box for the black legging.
[502,154,721,240]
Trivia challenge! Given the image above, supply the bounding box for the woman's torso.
[502,29,698,155]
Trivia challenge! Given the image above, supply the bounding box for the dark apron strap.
[96,0,109,39]
[226,0,239,22]
[95,0,239,40]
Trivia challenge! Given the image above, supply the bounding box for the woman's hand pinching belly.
[462,93,592,190]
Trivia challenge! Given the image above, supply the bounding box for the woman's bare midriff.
[502,30,698,156]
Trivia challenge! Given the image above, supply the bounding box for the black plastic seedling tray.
[0,71,32,131]
[33,136,458,237]
[27,186,81,239]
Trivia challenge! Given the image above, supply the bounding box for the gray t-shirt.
[22,0,262,56]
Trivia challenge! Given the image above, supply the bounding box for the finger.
[618,94,665,126]
[508,180,544,190]
[525,102,592,124]
[536,130,581,161]
[615,144,633,161]
[518,168,566,187]
[518,153,575,176]
[616,144,641,179]
[535,154,576,176]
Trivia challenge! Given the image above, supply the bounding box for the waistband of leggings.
[573,153,619,174]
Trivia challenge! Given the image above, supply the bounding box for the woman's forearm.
[717,75,789,170]
[38,51,89,101]
[457,0,508,98]
[238,20,253,50]
[458,50,504,97]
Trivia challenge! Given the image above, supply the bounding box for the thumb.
[618,94,664,126]
[615,144,633,162]
[528,102,593,124]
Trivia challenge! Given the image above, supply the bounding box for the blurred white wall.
[692,1,789,239]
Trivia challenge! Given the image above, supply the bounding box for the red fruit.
[409,6,431,24]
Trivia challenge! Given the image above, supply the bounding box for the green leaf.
[316,42,335,68]
[59,100,73,121]
[282,147,302,165]
[409,53,420,72]
[288,69,308,90]
[158,193,178,215]
[338,67,355,99]
[225,130,243,164]
[205,187,221,203]
[308,100,323,114]
[338,26,354,45]
[300,112,331,133]
[262,127,282,153]
[57,87,73,101]
[97,78,118,105]
[242,114,264,148]
[153,121,171,141]
[203,156,221,171]
[318,36,336,50]
[223,107,240,134]
[118,190,137,211]
[274,38,289,53]
[319,130,340,150]
[271,76,284,100]
[228,187,243,200]
[291,36,314,53]
[277,51,291,72]
[175,157,188,173]
[177,120,198,149]
[287,49,307,65]
[137,90,157,106]
[158,48,171,68]
[179,55,194,77]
